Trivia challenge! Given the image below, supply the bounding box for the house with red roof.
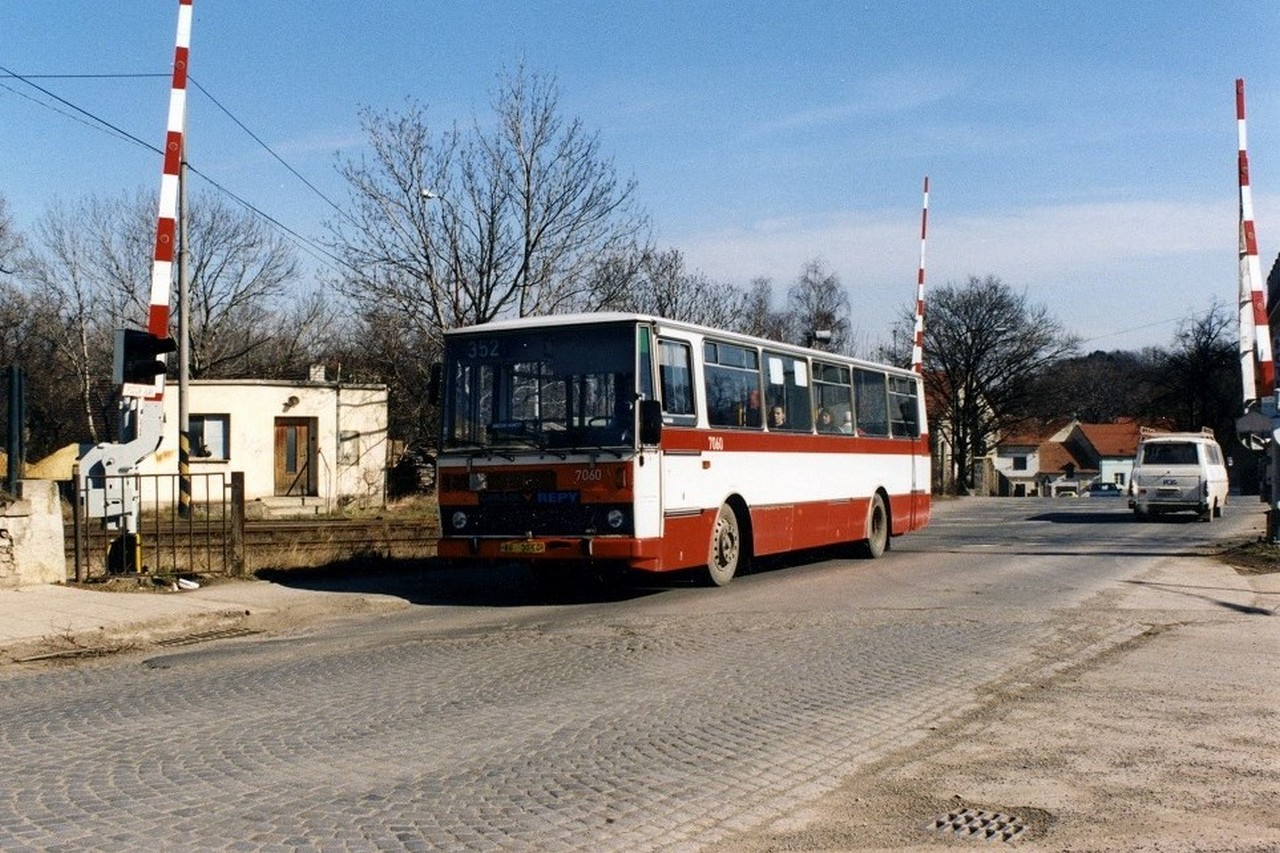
[994,419,1148,497]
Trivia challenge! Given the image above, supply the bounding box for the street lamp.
[421,188,454,209]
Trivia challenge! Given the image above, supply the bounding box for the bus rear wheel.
[856,493,889,559]
[706,503,742,587]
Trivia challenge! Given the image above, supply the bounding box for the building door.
[274,417,316,496]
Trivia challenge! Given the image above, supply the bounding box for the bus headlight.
[606,509,626,529]
[451,511,469,530]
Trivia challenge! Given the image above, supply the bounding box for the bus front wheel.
[706,503,742,586]
[856,493,889,559]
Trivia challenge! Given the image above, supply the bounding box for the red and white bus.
[434,313,930,585]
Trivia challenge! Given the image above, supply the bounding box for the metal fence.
[72,471,245,581]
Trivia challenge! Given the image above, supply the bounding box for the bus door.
[632,326,663,540]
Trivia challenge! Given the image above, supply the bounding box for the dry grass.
[1219,539,1280,575]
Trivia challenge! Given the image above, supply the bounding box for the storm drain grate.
[14,647,118,663]
[928,807,1026,842]
[155,627,260,647]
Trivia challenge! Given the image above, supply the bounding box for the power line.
[1,65,356,275]
[182,162,348,270]
[1078,316,1181,346]
[0,72,167,79]
[0,64,161,155]
[189,76,359,229]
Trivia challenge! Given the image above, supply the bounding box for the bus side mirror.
[639,399,663,446]
[427,363,442,405]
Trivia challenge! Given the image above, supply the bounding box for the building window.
[1114,472,1126,486]
[339,430,360,464]
[190,414,230,460]
[1012,456,1028,471]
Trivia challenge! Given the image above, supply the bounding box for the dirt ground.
[709,555,1280,852]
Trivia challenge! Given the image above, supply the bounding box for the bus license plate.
[500,541,545,554]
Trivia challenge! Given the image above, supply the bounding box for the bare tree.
[925,275,1079,493]
[328,66,648,339]
[786,258,853,351]
[1025,349,1156,424]
[1146,300,1240,437]
[182,193,303,377]
[600,246,747,328]
[70,190,309,379]
[736,277,791,341]
[24,199,120,443]
[0,196,24,278]
[14,188,321,455]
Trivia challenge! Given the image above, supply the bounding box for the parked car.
[1087,482,1123,497]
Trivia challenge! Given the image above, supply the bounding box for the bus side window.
[888,375,920,438]
[637,326,655,402]
[853,369,889,436]
[658,339,696,423]
[813,361,853,435]
[705,340,763,429]
[764,352,813,432]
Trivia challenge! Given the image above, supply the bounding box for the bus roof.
[444,312,918,377]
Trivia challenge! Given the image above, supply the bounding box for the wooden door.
[274,418,314,496]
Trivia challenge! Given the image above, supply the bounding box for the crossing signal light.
[114,328,177,385]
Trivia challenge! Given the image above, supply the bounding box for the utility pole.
[5,365,23,493]
[178,153,191,518]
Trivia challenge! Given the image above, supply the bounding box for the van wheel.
[856,493,889,559]
[705,503,742,587]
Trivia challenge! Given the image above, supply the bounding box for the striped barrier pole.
[911,176,929,374]
[1237,78,1274,405]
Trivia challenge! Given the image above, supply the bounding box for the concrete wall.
[0,480,66,587]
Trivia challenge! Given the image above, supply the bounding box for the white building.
[136,378,389,509]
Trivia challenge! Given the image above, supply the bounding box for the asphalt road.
[0,496,1258,851]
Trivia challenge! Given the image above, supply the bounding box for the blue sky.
[3,1,1278,350]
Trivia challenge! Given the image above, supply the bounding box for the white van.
[1128,428,1228,521]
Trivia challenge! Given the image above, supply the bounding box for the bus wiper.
[582,444,625,459]
[449,442,515,462]
[532,435,568,459]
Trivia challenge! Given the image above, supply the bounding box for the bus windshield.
[442,322,637,453]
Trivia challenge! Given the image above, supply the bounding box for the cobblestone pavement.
[0,499,1259,851]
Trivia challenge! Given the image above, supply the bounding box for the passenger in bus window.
[769,405,786,428]
[840,412,854,434]
[816,408,838,433]
[745,390,762,427]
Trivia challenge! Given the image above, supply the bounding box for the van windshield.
[1141,442,1198,465]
